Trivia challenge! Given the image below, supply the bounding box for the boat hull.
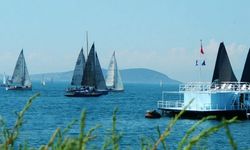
[160,109,248,120]
[145,110,161,119]
[64,90,103,97]
[108,88,124,92]
[6,86,32,90]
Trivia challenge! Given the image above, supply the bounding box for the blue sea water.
[0,82,249,149]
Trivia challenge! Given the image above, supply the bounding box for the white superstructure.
[158,82,250,112]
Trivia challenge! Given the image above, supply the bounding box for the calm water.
[0,82,249,149]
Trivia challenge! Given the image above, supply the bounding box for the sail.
[106,52,116,88]
[105,52,124,90]
[212,42,237,83]
[241,48,250,82]
[95,53,107,90]
[3,73,6,85]
[11,50,32,86]
[82,44,96,87]
[71,48,85,86]
[82,44,107,90]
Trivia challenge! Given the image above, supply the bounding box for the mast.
[199,40,202,82]
[86,31,89,58]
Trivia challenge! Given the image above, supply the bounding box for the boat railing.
[158,100,184,109]
[158,100,249,111]
[179,82,250,93]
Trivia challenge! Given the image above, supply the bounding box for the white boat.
[6,49,32,90]
[1,73,9,87]
[157,42,250,119]
[105,51,124,92]
[41,75,46,86]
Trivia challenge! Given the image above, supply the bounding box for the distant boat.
[105,51,124,92]
[65,44,107,97]
[6,50,32,90]
[41,75,46,86]
[1,73,9,87]
[82,43,108,94]
[65,48,91,97]
[145,110,161,119]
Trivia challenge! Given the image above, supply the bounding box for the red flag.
[200,42,204,54]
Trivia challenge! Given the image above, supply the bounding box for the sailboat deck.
[179,82,250,93]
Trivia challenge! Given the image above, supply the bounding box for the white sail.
[41,75,46,86]
[3,73,6,85]
[105,51,124,91]
[11,50,32,87]
[71,48,85,86]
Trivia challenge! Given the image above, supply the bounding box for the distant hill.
[2,68,180,84]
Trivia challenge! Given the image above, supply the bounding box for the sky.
[0,0,250,82]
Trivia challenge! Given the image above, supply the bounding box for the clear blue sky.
[0,0,250,82]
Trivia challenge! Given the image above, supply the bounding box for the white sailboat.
[1,73,9,87]
[6,49,32,90]
[105,51,124,91]
[41,75,46,86]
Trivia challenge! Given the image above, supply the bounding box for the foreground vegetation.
[0,94,239,150]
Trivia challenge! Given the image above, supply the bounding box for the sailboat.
[81,43,108,95]
[65,48,87,97]
[6,49,32,90]
[41,75,46,86]
[105,51,124,91]
[1,73,9,87]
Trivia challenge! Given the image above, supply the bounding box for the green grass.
[0,94,241,150]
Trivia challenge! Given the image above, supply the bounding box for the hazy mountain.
[2,68,180,84]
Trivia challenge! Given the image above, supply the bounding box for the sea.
[0,82,249,149]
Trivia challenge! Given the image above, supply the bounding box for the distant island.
[1,68,180,84]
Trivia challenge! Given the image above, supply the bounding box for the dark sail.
[212,42,237,83]
[71,48,85,86]
[95,53,108,90]
[82,43,107,90]
[11,49,32,86]
[241,48,250,82]
[82,44,96,87]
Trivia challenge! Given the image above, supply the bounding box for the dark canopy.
[241,48,250,82]
[212,42,237,83]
